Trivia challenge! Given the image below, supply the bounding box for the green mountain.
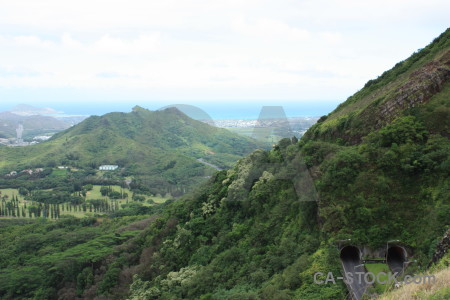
[0,106,263,193]
[0,29,449,300]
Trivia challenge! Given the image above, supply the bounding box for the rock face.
[306,39,450,145]
[428,229,449,268]
[377,51,450,127]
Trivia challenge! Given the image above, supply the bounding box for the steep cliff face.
[306,28,450,144]
[376,50,450,126]
[428,229,450,268]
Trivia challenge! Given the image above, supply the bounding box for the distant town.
[213,116,319,139]
[0,123,53,147]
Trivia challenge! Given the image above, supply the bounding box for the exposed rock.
[428,229,449,268]
[377,50,450,126]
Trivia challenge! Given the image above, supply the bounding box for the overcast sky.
[0,0,449,114]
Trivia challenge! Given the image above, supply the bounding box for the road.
[197,158,223,171]
[341,247,370,300]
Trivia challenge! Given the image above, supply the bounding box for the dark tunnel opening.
[387,246,406,274]
[387,246,406,263]
[340,245,360,263]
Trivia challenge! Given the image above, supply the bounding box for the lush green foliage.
[0,216,154,299]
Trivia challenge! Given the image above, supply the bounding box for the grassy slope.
[378,252,450,300]
[364,263,392,294]
[379,268,449,300]
[0,186,169,219]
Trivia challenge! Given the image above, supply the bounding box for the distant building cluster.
[5,168,44,178]
[214,119,258,128]
[0,138,10,146]
[0,137,25,146]
[0,124,53,147]
[99,165,119,171]
[33,136,51,141]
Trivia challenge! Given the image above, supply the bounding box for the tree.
[100,186,110,197]
[19,187,29,196]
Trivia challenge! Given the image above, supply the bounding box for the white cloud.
[12,35,55,48]
[232,17,311,42]
[61,33,83,49]
[60,33,161,55]
[319,32,342,44]
[0,0,449,102]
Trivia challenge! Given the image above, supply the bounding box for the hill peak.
[131,105,148,113]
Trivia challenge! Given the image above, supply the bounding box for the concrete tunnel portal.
[340,245,361,262]
[339,244,410,299]
[340,246,368,300]
[387,246,407,274]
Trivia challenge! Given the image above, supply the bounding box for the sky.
[0,0,449,118]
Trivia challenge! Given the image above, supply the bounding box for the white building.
[33,136,52,141]
[99,165,119,171]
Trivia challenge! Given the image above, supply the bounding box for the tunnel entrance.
[340,245,360,263]
[340,246,368,299]
[387,246,406,274]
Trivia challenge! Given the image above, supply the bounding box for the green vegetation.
[49,168,68,177]
[0,216,155,299]
[306,115,450,250]
[364,263,391,294]
[0,185,170,220]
